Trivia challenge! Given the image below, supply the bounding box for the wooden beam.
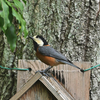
[40,77,63,100]
[10,72,42,100]
[39,76,74,100]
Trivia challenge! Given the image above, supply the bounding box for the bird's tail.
[67,62,80,69]
[60,60,84,72]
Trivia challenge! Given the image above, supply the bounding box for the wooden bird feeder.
[10,60,91,100]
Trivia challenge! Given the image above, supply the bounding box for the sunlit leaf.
[1,0,10,29]
[5,24,17,52]
[13,0,24,12]
[12,8,22,23]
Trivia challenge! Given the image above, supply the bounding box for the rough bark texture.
[23,0,100,100]
[0,0,100,100]
[0,31,17,99]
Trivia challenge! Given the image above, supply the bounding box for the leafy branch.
[0,0,28,51]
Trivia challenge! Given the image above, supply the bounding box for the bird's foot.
[35,66,52,77]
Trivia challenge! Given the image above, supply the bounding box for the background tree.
[0,0,27,99]
[0,0,100,100]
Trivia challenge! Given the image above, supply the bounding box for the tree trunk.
[0,0,100,100]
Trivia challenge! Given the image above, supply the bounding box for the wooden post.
[17,60,90,100]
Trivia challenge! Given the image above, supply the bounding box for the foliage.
[0,0,28,51]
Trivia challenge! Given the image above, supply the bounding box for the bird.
[29,35,84,74]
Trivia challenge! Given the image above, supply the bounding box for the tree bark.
[0,0,100,100]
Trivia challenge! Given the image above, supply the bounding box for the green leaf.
[6,0,28,37]
[8,6,13,22]
[0,16,4,28]
[12,8,22,23]
[22,0,26,4]
[5,24,17,52]
[13,0,24,12]
[24,28,28,37]
[6,1,22,23]
[0,0,2,10]
[0,0,10,29]
[20,19,28,37]
[12,8,28,37]
[5,1,13,22]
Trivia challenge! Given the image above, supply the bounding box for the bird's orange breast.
[36,50,60,66]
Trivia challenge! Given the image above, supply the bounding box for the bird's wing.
[38,46,80,69]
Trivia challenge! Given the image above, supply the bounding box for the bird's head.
[29,35,48,51]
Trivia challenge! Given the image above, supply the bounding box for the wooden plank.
[17,60,34,92]
[39,76,74,100]
[62,62,90,100]
[10,72,42,100]
[40,77,63,100]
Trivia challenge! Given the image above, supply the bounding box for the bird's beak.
[28,36,34,40]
